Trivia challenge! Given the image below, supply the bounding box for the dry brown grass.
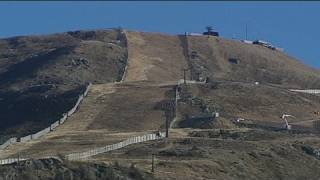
[187,36,320,88]
[124,31,188,82]
[0,82,175,159]
[0,29,128,139]
[3,31,320,179]
[87,82,174,132]
[86,127,320,180]
[181,82,320,126]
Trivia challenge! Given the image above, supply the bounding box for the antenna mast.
[245,23,248,40]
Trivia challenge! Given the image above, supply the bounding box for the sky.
[0,1,319,68]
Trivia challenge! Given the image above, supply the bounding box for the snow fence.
[0,83,92,150]
[0,132,166,165]
[0,138,17,150]
[66,132,166,161]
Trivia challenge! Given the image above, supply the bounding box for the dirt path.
[124,31,187,82]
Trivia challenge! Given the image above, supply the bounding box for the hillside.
[0,158,153,180]
[2,29,320,140]
[182,35,320,88]
[2,29,320,179]
[0,82,175,159]
[176,82,320,129]
[89,129,320,180]
[0,29,128,141]
[124,31,188,82]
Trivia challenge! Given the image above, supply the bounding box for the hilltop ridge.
[1,28,320,139]
[2,28,320,180]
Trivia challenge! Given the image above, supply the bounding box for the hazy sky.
[0,2,319,68]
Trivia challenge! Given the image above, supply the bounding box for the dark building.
[203,31,219,36]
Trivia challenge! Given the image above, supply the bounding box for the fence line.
[0,155,61,165]
[0,158,27,165]
[1,80,171,165]
[59,114,68,124]
[32,127,51,140]
[290,89,320,94]
[0,138,17,150]
[66,132,166,161]
[0,132,166,165]
[120,29,129,82]
[50,121,60,131]
[170,85,179,129]
[170,79,205,129]
[177,79,206,85]
[0,83,92,152]
[20,135,32,143]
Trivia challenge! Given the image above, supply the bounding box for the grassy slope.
[0,82,175,159]
[90,128,320,180]
[2,30,320,179]
[124,31,187,82]
[186,35,320,89]
[0,29,128,140]
[177,82,320,128]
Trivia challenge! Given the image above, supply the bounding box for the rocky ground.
[0,158,153,180]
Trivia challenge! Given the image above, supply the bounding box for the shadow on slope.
[0,29,128,140]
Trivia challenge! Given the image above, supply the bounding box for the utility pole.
[151,153,155,174]
[165,115,169,138]
[17,153,20,165]
[206,26,213,38]
[183,68,186,84]
[183,68,189,84]
[245,23,248,40]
